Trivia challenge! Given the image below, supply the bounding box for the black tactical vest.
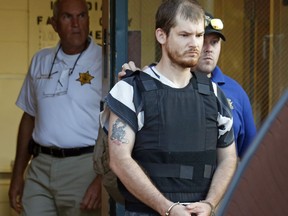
[119,70,219,213]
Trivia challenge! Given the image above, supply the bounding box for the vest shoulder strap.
[124,69,159,92]
[192,71,213,95]
[123,70,159,115]
[125,70,213,96]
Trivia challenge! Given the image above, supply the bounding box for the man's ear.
[155,28,167,45]
[50,17,58,32]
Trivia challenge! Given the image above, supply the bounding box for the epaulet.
[192,71,212,95]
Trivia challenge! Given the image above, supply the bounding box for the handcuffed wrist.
[165,202,180,216]
[200,200,215,216]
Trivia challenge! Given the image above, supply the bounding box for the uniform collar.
[54,36,94,66]
[211,66,225,85]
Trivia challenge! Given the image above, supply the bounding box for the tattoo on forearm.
[110,118,129,145]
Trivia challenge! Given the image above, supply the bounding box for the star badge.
[227,98,234,110]
[76,71,94,85]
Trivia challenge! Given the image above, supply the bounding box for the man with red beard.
[120,13,256,159]
[104,0,237,215]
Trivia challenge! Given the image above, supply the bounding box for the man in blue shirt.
[195,12,257,157]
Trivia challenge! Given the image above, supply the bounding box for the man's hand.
[80,175,102,210]
[185,202,214,216]
[9,176,24,214]
[118,61,141,80]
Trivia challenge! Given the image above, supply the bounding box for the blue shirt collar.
[211,66,225,85]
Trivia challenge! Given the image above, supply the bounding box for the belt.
[34,143,94,158]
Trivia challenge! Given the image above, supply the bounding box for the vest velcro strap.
[141,80,158,91]
[198,83,211,95]
[137,72,159,92]
[204,164,213,178]
[141,163,214,180]
[141,163,194,179]
[192,71,212,95]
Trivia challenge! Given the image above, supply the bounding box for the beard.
[166,43,200,68]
